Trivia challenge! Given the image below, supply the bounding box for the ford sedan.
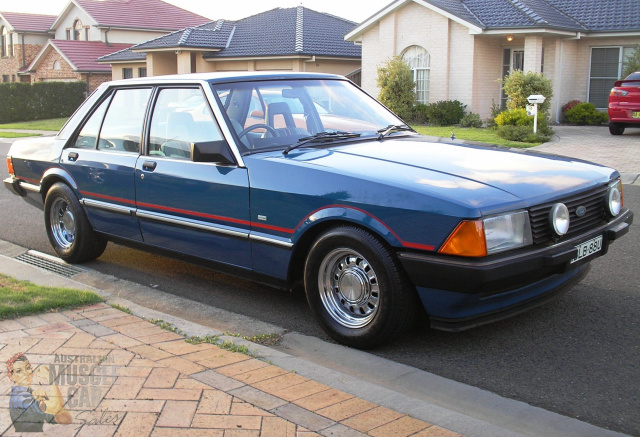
[4,72,633,348]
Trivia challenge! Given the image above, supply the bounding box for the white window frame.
[588,46,636,109]
[401,45,431,104]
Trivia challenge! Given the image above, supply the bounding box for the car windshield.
[211,79,408,153]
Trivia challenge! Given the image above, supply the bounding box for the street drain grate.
[14,252,83,278]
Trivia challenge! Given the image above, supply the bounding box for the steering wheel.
[237,124,278,139]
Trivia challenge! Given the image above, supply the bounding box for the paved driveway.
[534,125,640,180]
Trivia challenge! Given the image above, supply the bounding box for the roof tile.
[0,12,56,33]
[50,40,132,71]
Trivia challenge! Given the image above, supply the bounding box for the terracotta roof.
[76,0,211,31]
[0,12,56,33]
[50,40,132,71]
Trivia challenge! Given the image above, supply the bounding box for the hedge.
[0,81,87,124]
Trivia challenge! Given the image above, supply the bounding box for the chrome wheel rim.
[318,248,380,328]
[50,198,75,249]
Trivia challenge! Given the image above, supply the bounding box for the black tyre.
[609,123,625,135]
[44,183,107,263]
[304,226,418,349]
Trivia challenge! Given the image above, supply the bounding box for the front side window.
[402,45,430,104]
[149,88,223,160]
[99,88,152,153]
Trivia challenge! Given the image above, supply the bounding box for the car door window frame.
[145,85,234,166]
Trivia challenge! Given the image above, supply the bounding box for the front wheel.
[304,226,418,349]
[44,183,107,263]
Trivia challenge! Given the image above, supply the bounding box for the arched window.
[53,60,61,70]
[402,45,430,104]
[1,26,10,57]
[73,19,83,40]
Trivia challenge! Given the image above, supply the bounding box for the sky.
[0,0,392,23]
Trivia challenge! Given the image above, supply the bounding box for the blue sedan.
[4,72,633,348]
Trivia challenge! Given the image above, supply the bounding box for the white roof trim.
[345,0,484,41]
[483,28,578,37]
[49,0,98,31]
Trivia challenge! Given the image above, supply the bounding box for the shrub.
[459,112,483,128]
[562,100,582,115]
[0,81,86,123]
[496,125,551,143]
[377,56,416,121]
[494,108,532,127]
[564,103,608,125]
[502,70,553,114]
[411,104,429,124]
[424,100,466,126]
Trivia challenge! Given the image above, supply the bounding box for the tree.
[622,45,640,78]
[376,56,416,120]
[502,70,553,114]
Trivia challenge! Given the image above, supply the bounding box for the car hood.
[271,137,617,213]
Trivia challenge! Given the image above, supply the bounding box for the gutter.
[20,33,26,68]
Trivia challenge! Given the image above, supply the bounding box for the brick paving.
[0,304,463,436]
[534,125,640,175]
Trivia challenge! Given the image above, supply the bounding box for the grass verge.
[0,274,104,319]
[0,132,39,138]
[0,118,68,132]
[411,125,542,148]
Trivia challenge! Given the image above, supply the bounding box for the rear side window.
[73,97,111,149]
[148,88,223,160]
[99,88,152,153]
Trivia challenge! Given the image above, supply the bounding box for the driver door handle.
[142,161,157,171]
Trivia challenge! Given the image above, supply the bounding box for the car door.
[61,87,152,241]
[134,86,252,268]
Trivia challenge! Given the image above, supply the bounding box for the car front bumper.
[398,209,633,331]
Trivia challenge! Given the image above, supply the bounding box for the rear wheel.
[44,183,107,263]
[609,123,625,135]
[304,226,418,349]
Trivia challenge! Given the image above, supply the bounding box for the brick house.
[2,0,211,92]
[345,0,640,122]
[0,12,56,83]
[98,7,362,83]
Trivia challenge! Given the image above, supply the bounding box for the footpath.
[0,241,629,437]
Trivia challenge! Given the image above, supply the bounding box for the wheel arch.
[40,168,79,201]
[287,206,404,287]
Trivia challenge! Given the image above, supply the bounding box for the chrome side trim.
[20,182,41,193]
[136,209,249,239]
[249,232,294,249]
[82,198,134,215]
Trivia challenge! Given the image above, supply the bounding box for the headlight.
[483,211,533,255]
[606,179,623,217]
[549,203,570,236]
[439,211,532,257]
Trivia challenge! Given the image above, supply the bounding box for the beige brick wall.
[472,37,502,119]
[1,43,44,81]
[32,49,77,82]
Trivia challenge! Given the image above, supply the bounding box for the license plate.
[571,235,603,264]
[632,111,640,118]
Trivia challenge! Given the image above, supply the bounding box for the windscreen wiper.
[283,131,361,155]
[376,124,416,139]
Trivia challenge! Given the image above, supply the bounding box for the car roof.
[106,71,346,87]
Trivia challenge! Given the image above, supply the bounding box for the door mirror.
[191,141,236,165]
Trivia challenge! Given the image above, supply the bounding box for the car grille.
[529,185,609,245]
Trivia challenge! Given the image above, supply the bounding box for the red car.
[608,71,640,135]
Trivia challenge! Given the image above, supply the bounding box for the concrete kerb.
[0,241,631,437]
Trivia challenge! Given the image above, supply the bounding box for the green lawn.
[411,125,542,148]
[0,132,39,138]
[0,274,103,319]
[0,117,68,131]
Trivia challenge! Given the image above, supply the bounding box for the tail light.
[610,89,628,97]
[6,156,14,176]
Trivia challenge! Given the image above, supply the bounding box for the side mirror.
[191,141,236,165]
